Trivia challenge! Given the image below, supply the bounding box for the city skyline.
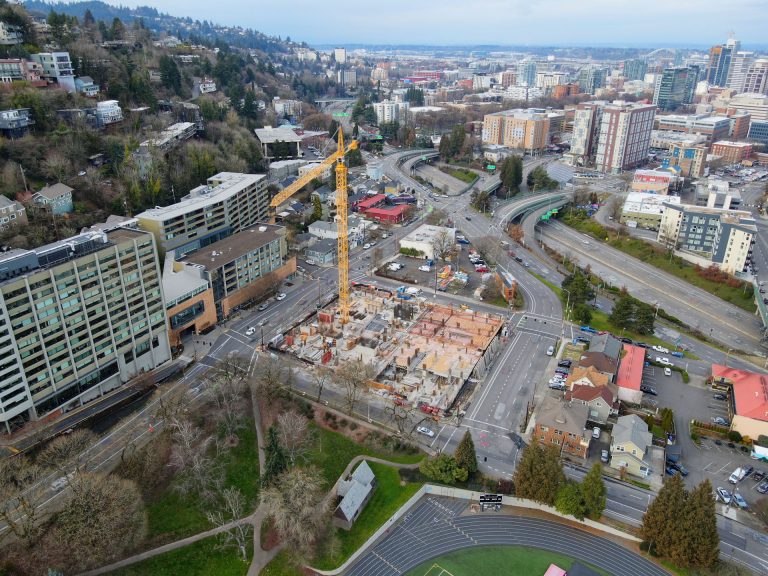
[111,0,767,47]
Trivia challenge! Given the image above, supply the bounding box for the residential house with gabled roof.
[578,352,619,382]
[565,384,618,424]
[32,183,74,215]
[333,460,377,530]
[533,397,591,459]
[588,333,622,361]
[566,365,611,390]
[610,414,653,478]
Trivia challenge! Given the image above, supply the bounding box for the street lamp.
[260,326,265,351]
[724,348,734,366]
[561,288,571,333]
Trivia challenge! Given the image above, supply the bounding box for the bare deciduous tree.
[607,195,624,221]
[37,429,97,473]
[261,466,330,556]
[424,208,448,226]
[384,401,431,440]
[337,358,375,415]
[573,186,591,207]
[206,487,252,562]
[205,358,250,440]
[252,355,293,403]
[168,417,221,501]
[277,411,313,466]
[432,228,455,262]
[0,456,49,547]
[311,366,332,402]
[42,151,70,183]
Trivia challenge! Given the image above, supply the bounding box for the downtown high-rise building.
[0,226,171,434]
[743,59,768,95]
[706,37,740,87]
[623,59,648,81]
[653,66,700,112]
[594,102,657,174]
[727,51,756,92]
[518,61,537,87]
[577,66,606,95]
[566,101,606,166]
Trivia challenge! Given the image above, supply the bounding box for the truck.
[752,445,768,462]
[729,467,748,484]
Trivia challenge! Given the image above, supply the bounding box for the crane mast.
[336,130,350,324]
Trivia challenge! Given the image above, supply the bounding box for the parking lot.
[639,365,766,508]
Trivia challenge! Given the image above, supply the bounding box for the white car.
[276,293,286,301]
[305,259,317,266]
[416,426,435,437]
[656,357,673,366]
[652,345,670,353]
[245,327,256,336]
[664,367,672,376]
[363,243,371,249]
[419,265,431,272]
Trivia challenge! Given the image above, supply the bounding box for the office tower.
[707,37,740,87]
[0,227,170,434]
[518,61,537,87]
[653,66,699,111]
[567,101,606,166]
[743,59,768,95]
[595,102,657,173]
[623,59,647,81]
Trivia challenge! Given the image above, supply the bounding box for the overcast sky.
[114,0,767,47]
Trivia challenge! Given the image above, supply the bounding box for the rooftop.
[183,224,283,269]
[536,397,589,437]
[711,364,768,422]
[136,172,265,222]
[254,125,303,144]
[400,224,456,245]
[613,414,652,451]
[712,140,753,148]
[34,182,73,200]
[616,344,645,391]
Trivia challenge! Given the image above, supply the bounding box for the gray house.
[305,238,336,266]
[333,460,377,530]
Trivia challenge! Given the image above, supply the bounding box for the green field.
[109,533,252,576]
[404,546,611,576]
[440,166,478,185]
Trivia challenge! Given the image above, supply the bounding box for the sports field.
[404,546,612,576]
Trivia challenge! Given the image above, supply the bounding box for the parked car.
[363,243,371,249]
[575,336,591,344]
[549,383,566,391]
[664,367,672,377]
[600,450,609,463]
[665,466,679,476]
[640,385,658,395]
[652,345,670,353]
[655,357,673,366]
[258,303,269,312]
[673,463,689,476]
[509,432,527,450]
[546,345,554,356]
[716,487,732,504]
[592,426,601,439]
[416,426,435,437]
[620,337,633,344]
[419,265,431,272]
[475,265,490,273]
[558,360,572,368]
[635,342,650,348]
[712,416,730,426]
[732,493,748,509]
[757,481,768,494]
[671,351,684,358]
[276,293,287,301]
[752,470,765,482]
[729,467,747,483]
[713,393,727,401]
[555,367,569,375]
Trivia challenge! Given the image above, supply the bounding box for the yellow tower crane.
[269,132,358,324]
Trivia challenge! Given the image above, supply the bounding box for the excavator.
[269,131,359,324]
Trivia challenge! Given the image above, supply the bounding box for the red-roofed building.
[354,193,386,212]
[711,364,768,439]
[565,384,618,424]
[616,344,645,404]
[363,204,410,223]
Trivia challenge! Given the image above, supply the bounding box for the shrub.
[339,418,349,428]
[349,422,358,431]
[728,430,743,443]
[690,431,700,442]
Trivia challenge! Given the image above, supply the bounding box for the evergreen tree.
[640,474,687,557]
[609,293,635,329]
[261,426,287,487]
[678,480,720,569]
[448,125,465,158]
[555,481,586,520]
[311,195,323,222]
[561,269,594,307]
[513,443,565,506]
[83,9,95,26]
[454,431,478,476]
[159,55,182,95]
[111,17,125,41]
[581,463,606,520]
[633,302,656,335]
[572,303,592,325]
[419,454,468,484]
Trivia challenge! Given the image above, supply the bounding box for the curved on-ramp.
[345,497,668,576]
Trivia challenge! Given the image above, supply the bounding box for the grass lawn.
[146,423,259,542]
[403,545,611,576]
[311,462,423,570]
[440,166,478,185]
[560,211,756,313]
[308,424,423,487]
[110,532,252,576]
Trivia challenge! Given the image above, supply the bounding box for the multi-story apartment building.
[0,58,41,83]
[727,52,756,92]
[337,69,356,86]
[30,51,75,92]
[0,196,27,229]
[0,227,171,434]
[748,119,768,146]
[577,66,605,95]
[565,101,606,166]
[623,59,647,81]
[372,100,409,124]
[0,21,23,45]
[333,47,347,64]
[657,203,756,274]
[481,108,556,153]
[533,397,591,459]
[95,100,123,126]
[136,172,269,257]
[655,113,731,145]
[0,108,34,138]
[743,59,768,95]
[518,61,537,87]
[720,93,768,121]
[594,102,656,174]
[666,142,708,179]
[711,140,753,164]
[707,37,740,87]
[653,66,699,112]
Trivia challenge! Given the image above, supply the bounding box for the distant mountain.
[22,1,291,53]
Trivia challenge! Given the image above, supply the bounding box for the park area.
[404,546,610,576]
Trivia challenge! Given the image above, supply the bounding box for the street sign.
[487,164,496,170]
[421,155,427,161]
[479,494,502,504]
[332,112,350,117]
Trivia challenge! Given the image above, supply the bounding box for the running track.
[345,497,669,576]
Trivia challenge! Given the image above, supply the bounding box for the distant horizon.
[47,0,768,49]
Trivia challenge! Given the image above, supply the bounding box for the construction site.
[274,284,505,415]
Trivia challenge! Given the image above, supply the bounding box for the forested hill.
[23,0,292,52]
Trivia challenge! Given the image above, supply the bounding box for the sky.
[112,0,768,47]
